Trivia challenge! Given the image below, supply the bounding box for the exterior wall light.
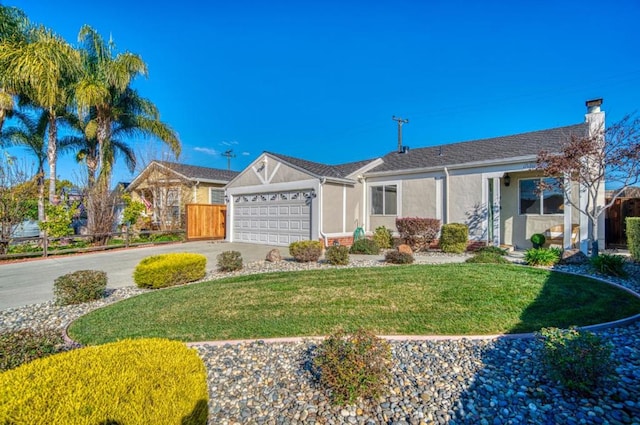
[504,174,511,187]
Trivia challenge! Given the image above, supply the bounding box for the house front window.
[519,178,563,215]
[210,188,224,204]
[371,184,397,215]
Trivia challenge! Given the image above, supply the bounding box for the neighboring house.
[127,161,239,228]
[225,99,605,252]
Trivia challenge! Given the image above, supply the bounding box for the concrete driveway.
[0,241,279,310]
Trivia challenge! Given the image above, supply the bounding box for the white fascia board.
[344,158,384,179]
[226,178,320,196]
[224,153,270,187]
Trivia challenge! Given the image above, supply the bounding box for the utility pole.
[392,116,409,153]
[221,149,236,170]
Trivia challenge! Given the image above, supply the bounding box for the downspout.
[360,175,367,232]
[318,177,328,247]
[443,167,450,224]
[193,180,200,203]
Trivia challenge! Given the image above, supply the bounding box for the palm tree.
[74,25,180,186]
[0,4,28,133]
[0,25,81,203]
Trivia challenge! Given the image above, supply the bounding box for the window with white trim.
[210,188,224,204]
[519,177,563,215]
[371,184,397,215]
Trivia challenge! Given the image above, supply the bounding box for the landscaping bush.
[465,251,509,264]
[524,247,560,266]
[217,250,243,272]
[289,240,323,262]
[475,245,508,256]
[590,253,627,277]
[530,233,546,248]
[439,223,468,253]
[0,329,66,371]
[537,327,615,393]
[314,328,392,405]
[384,250,414,264]
[349,238,380,255]
[626,217,640,261]
[395,217,440,251]
[134,253,206,289]
[0,338,208,424]
[373,226,393,250]
[325,245,350,266]
[53,270,107,305]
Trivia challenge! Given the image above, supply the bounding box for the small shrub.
[465,251,509,264]
[217,250,243,272]
[0,338,208,424]
[289,240,323,262]
[0,329,66,371]
[384,250,414,264]
[53,270,107,305]
[349,238,380,255]
[627,217,640,261]
[325,245,350,265]
[524,247,560,266]
[372,226,393,249]
[134,253,206,289]
[530,233,546,248]
[439,223,468,253]
[590,253,627,277]
[475,246,507,256]
[395,217,440,251]
[314,328,391,405]
[537,327,615,393]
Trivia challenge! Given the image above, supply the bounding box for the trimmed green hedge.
[439,223,468,253]
[134,253,206,289]
[289,240,323,262]
[0,338,208,424]
[627,217,640,261]
[53,270,107,305]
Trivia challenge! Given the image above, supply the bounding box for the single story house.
[127,160,239,227]
[225,99,606,252]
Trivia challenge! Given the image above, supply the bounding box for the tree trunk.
[590,218,599,258]
[47,113,58,204]
[37,170,45,222]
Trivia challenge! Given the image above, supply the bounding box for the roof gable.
[265,152,379,180]
[156,161,239,182]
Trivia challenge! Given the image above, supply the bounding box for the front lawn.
[68,264,640,345]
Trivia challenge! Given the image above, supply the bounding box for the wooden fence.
[186,204,226,240]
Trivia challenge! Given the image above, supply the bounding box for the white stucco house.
[225,99,605,253]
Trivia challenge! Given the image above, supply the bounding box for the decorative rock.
[397,244,413,255]
[559,249,589,265]
[265,248,282,262]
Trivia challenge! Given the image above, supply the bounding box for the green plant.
[373,226,393,249]
[314,328,391,405]
[217,250,243,272]
[0,338,208,424]
[524,247,560,266]
[134,253,206,288]
[121,192,146,226]
[475,246,507,256]
[537,327,615,393]
[289,240,323,262]
[590,253,627,277]
[384,250,414,264]
[39,203,77,238]
[53,270,107,305]
[466,251,510,264]
[439,223,468,253]
[626,217,640,262]
[395,217,440,251]
[349,238,380,255]
[530,233,546,248]
[0,329,66,371]
[325,245,350,265]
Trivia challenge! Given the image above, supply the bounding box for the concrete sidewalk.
[0,241,278,310]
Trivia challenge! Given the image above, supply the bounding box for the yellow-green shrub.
[134,253,206,288]
[0,338,208,424]
[289,240,323,262]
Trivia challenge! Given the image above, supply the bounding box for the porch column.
[491,177,501,246]
[563,175,573,250]
[579,183,589,254]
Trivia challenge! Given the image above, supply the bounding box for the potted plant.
[530,233,546,249]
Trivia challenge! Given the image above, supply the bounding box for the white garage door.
[233,190,312,246]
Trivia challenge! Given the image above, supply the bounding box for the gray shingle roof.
[369,123,589,173]
[157,161,239,182]
[265,152,377,179]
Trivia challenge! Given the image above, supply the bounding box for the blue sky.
[6,0,640,185]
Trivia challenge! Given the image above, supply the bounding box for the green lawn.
[68,264,640,345]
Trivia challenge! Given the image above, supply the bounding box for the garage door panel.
[233,190,312,246]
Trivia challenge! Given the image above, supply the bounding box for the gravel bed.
[1,253,639,425]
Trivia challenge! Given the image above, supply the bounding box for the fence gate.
[186,204,226,240]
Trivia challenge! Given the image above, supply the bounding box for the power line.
[392,116,409,152]
[221,149,236,170]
